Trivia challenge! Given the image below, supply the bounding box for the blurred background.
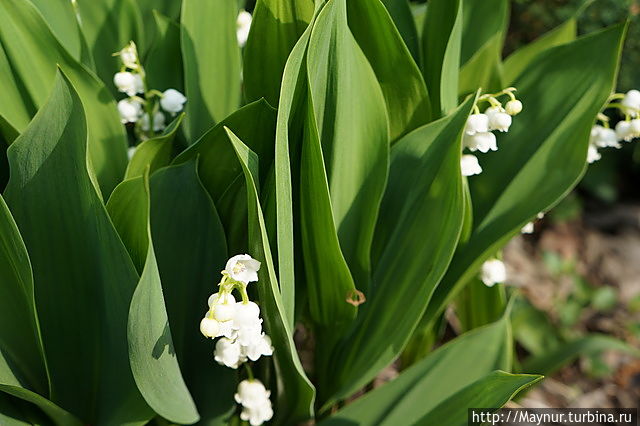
[503,0,640,409]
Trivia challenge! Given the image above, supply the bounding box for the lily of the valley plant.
[0,0,638,425]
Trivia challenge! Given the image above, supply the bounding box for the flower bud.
[237,10,252,47]
[117,98,142,123]
[200,317,220,338]
[234,301,261,328]
[480,259,506,287]
[622,89,640,117]
[505,100,523,116]
[587,145,601,164]
[615,121,633,142]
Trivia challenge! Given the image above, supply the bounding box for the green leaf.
[174,100,277,254]
[0,41,35,133]
[421,0,462,116]
[106,177,149,274]
[76,0,144,89]
[0,0,130,196]
[459,32,504,96]
[306,0,389,294]
[424,24,627,328]
[503,19,577,86]
[149,159,236,425]
[0,196,48,395]
[127,173,199,425]
[321,317,512,425]
[455,278,506,332]
[224,128,316,424]
[347,0,431,140]
[3,72,152,425]
[145,11,184,94]
[379,0,420,64]
[522,334,640,376]
[125,113,184,180]
[326,96,474,405]
[26,0,83,62]
[181,0,241,141]
[416,372,542,426]
[244,0,314,106]
[272,21,314,327]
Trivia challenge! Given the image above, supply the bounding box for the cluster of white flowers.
[113,42,186,153]
[200,254,273,425]
[461,88,523,177]
[480,258,507,287]
[588,90,640,164]
[235,379,274,426]
[237,10,252,47]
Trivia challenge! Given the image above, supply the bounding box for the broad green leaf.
[0,196,48,395]
[27,0,82,62]
[173,100,277,254]
[149,160,236,425]
[136,0,181,22]
[127,173,199,425]
[306,0,389,294]
[322,317,511,425]
[125,114,184,179]
[145,11,184,94]
[511,298,562,356]
[503,19,577,86]
[416,372,542,426]
[522,334,640,376]
[458,0,508,95]
[106,177,149,274]
[181,0,241,141]
[421,0,462,116]
[459,32,504,96]
[76,0,144,90]
[0,394,36,426]
[347,0,431,140]
[0,43,33,133]
[424,24,627,330]
[3,72,152,425]
[455,278,506,332]
[225,128,316,424]
[379,0,420,64]
[0,0,129,196]
[272,22,314,327]
[460,0,508,66]
[326,96,474,406]
[244,0,314,106]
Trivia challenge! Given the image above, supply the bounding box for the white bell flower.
[127,146,136,160]
[214,337,246,369]
[200,316,220,338]
[465,113,489,135]
[615,121,634,142]
[242,334,273,361]
[237,10,252,47]
[460,154,482,176]
[235,380,273,426]
[236,322,263,347]
[233,301,261,327]
[225,255,261,284]
[117,98,143,123]
[113,72,144,96]
[590,125,620,148]
[486,107,512,132]
[140,111,166,132]
[118,42,139,69]
[505,100,523,116]
[622,89,640,117]
[464,132,497,153]
[587,146,601,164]
[160,89,187,115]
[480,259,506,287]
[212,299,236,322]
[216,319,237,339]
